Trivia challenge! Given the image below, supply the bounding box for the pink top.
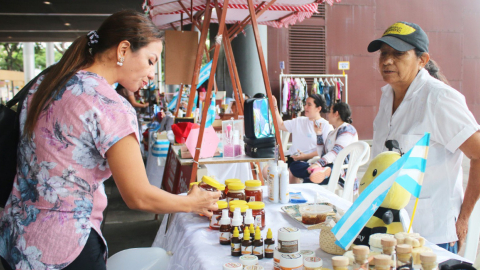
[0,70,139,269]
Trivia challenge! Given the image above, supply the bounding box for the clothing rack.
[278,73,349,115]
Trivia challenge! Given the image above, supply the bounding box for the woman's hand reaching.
[187,185,220,218]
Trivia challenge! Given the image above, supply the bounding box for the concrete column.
[23,42,35,83]
[46,42,55,67]
[230,25,268,98]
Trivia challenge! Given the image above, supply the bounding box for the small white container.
[277,227,301,253]
[239,255,258,268]
[299,250,316,258]
[279,253,303,270]
[304,257,323,270]
[223,262,243,270]
[274,247,284,270]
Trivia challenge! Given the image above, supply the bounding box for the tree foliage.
[0,42,66,71]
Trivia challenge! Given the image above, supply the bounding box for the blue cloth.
[437,242,458,254]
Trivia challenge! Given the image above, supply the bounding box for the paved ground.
[0,142,476,270]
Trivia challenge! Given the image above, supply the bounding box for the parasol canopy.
[145,0,339,29]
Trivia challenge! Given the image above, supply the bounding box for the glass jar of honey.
[227,182,246,203]
[229,200,247,218]
[218,184,226,201]
[210,200,228,230]
[245,180,263,202]
[247,201,265,230]
[225,178,242,194]
[199,175,221,192]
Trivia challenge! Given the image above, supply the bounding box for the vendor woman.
[271,94,333,183]
[368,21,480,253]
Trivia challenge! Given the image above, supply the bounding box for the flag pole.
[407,198,419,233]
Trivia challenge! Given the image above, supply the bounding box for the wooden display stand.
[165,0,285,186]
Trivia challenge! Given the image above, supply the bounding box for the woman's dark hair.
[253,93,265,98]
[424,59,450,85]
[332,102,353,124]
[25,10,163,138]
[309,94,328,113]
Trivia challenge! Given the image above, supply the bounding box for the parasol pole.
[407,198,419,233]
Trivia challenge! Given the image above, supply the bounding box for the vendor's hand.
[142,103,149,108]
[313,121,323,135]
[456,216,469,251]
[187,185,220,218]
[292,151,305,161]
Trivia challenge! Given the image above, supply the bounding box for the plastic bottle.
[268,161,279,203]
[231,208,244,240]
[242,227,253,255]
[231,227,241,257]
[245,209,255,230]
[219,209,231,245]
[279,163,289,203]
[264,228,275,259]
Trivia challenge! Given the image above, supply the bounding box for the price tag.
[338,61,350,70]
[279,61,285,70]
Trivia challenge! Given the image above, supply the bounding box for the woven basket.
[318,224,346,255]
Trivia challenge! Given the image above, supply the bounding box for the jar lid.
[230,200,247,206]
[223,262,243,270]
[228,182,246,190]
[304,257,323,268]
[240,255,258,266]
[217,201,228,209]
[189,182,199,188]
[218,184,225,191]
[245,180,261,187]
[280,253,303,268]
[247,201,265,210]
[230,204,249,212]
[396,244,412,254]
[381,238,397,247]
[244,266,264,270]
[202,175,221,189]
[225,178,242,186]
[420,252,437,263]
[352,245,369,256]
[299,250,316,258]
[332,256,349,267]
[278,227,301,241]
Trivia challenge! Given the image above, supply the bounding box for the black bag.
[244,136,276,158]
[0,69,48,207]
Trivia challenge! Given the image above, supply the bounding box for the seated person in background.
[116,83,149,108]
[270,94,333,183]
[289,102,358,186]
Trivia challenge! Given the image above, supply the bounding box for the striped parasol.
[144,0,340,29]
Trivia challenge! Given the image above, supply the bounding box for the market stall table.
[152,184,468,270]
[162,145,273,194]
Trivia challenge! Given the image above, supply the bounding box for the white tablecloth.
[152,184,467,270]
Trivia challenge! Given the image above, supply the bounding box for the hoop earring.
[117,57,124,67]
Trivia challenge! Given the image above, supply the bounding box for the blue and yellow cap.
[368,21,429,53]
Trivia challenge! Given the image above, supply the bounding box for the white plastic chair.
[107,247,171,270]
[309,141,370,202]
[464,199,480,261]
[281,131,291,153]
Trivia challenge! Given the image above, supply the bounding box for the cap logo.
[383,22,416,36]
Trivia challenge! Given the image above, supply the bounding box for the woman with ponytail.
[290,102,358,186]
[0,10,219,270]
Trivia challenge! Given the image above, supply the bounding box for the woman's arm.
[317,125,357,166]
[127,95,149,108]
[271,95,287,131]
[106,134,220,217]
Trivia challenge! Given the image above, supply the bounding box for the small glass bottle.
[396,244,413,270]
[227,182,246,203]
[420,252,437,270]
[245,180,263,202]
[252,227,264,260]
[374,255,392,270]
[231,227,241,257]
[249,223,255,242]
[210,200,228,230]
[381,238,397,270]
[264,228,275,259]
[353,245,370,270]
[332,256,350,270]
[242,227,253,255]
[219,209,231,245]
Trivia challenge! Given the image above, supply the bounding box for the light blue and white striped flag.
[196,60,212,89]
[331,133,430,250]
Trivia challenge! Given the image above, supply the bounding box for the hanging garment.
[282,78,289,113]
[301,78,308,102]
[311,79,318,96]
[325,84,332,108]
[294,78,304,113]
[319,80,324,95]
[337,81,343,101]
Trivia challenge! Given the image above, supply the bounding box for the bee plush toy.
[353,141,412,246]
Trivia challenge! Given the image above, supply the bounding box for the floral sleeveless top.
[0,70,139,269]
